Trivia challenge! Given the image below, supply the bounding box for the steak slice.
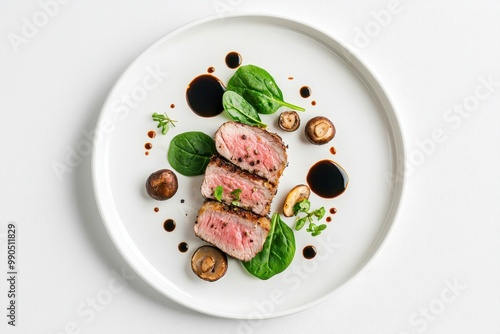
[201,155,276,216]
[214,121,288,185]
[194,200,270,261]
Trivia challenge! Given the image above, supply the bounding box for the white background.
[1,0,499,333]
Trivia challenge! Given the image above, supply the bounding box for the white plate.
[92,14,405,319]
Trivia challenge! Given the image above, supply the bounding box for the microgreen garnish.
[293,199,327,237]
[213,186,242,206]
[214,186,224,202]
[152,112,177,135]
[231,188,242,206]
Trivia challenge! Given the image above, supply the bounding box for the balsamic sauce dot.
[186,74,225,117]
[178,242,189,253]
[163,219,176,232]
[300,86,312,98]
[225,51,242,69]
[145,143,152,150]
[303,245,317,259]
[147,131,156,139]
[307,160,348,198]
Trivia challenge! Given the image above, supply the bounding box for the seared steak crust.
[194,122,288,262]
[201,155,276,216]
[194,201,270,261]
[214,122,288,185]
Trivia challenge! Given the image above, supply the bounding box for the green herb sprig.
[152,112,177,135]
[230,188,242,206]
[293,199,327,237]
[214,186,224,202]
[213,186,242,206]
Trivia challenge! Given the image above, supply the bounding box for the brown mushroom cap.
[145,169,178,200]
[191,246,228,282]
[283,184,311,217]
[278,111,300,132]
[305,116,335,145]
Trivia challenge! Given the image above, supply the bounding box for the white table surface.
[1,1,499,333]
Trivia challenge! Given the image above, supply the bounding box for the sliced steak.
[214,121,288,185]
[194,200,270,261]
[201,155,276,216]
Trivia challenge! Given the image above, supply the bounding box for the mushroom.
[191,245,228,282]
[145,169,178,200]
[278,111,300,132]
[283,184,311,217]
[305,116,335,145]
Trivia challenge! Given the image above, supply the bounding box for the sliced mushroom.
[145,169,178,200]
[278,111,300,132]
[191,245,228,282]
[283,184,311,217]
[305,116,335,145]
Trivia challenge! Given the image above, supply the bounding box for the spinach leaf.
[227,65,305,114]
[222,91,267,128]
[167,131,215,176]
[242,213,296,280]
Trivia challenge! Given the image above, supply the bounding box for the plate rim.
[91,12,406,319]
